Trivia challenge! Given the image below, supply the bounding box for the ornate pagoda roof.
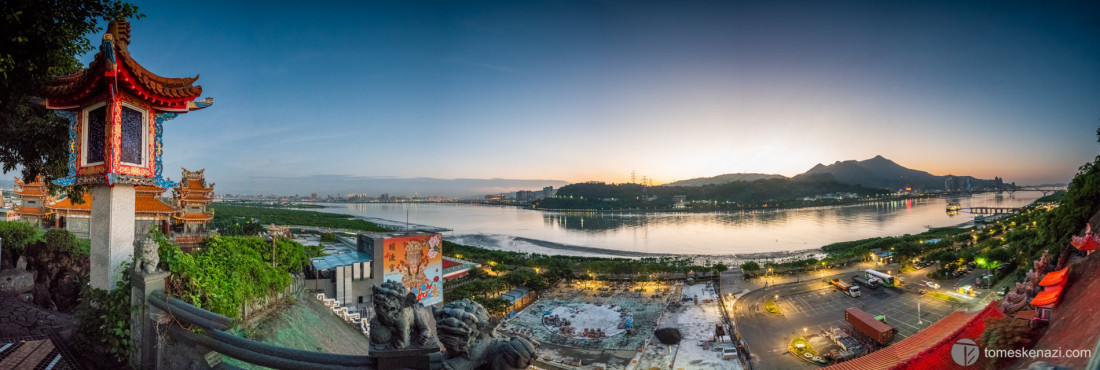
[40,20,210,112]
[1030,279,1067,306]
[15,187,46,197]
[1039,267,1069,287]
[1072,225,1099,251]
[14,206,46,216]
[176,212,214,222]
[179,168,214,192]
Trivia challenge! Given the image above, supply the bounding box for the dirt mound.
[654,327,682,344]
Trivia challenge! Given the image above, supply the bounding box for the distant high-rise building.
[311,192,318,200]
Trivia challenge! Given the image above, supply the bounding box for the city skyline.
[9,0,1099,195]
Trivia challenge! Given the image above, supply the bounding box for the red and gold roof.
[41,21,204,112]
[14,176,48,198]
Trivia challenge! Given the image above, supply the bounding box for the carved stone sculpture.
[369,280,438,350]
[436,299,537,370]
[134,234,159,274]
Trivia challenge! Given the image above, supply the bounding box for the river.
[311,192,1043,258]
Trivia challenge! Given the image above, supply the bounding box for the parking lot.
[773,284,958,341]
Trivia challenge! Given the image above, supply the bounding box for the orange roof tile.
[49,196,92,211]
[15,188,47,197]
[177,213,213,221]
[1038,268,1069,287]
[14,206,46,216]
[135,196,177,214]
[135,185,167,194]
[1031,288,1064,306]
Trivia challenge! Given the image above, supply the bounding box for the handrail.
[148,294,230,331]
[167,325,362,370]
[153,291,234,327]
[150,290,374,367]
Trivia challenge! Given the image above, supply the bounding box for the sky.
[55,0,1100,196]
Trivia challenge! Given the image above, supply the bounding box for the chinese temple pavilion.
[38,19,212,289]
[12,176,49,227]
[172,168,215,250]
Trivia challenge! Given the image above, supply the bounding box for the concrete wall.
[65,217,90,240]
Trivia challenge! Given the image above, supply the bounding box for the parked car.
[923,281,941,289]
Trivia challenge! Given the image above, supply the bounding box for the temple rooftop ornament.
[40,19,212,189]
[37,19,212,290]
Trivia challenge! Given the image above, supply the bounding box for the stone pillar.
[90,184,136,290]
[130,269,168,369]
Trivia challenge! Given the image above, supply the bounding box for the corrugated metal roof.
[310,251,372,270]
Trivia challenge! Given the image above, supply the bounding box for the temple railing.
[146,290,379,369]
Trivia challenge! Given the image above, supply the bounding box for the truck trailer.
[830,279,861,297]
[844,307,896,345]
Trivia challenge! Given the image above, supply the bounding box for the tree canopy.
[1,1,141,197]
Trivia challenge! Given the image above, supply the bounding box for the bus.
[865,269,895,287]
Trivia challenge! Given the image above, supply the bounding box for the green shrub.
[0,220,41,258]
[157,232,310,319]
[43,228,88,255]
[73,262,132,365]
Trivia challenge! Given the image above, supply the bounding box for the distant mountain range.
[668,155,1003,191]
[664,173,785,187]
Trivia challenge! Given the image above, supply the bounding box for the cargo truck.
[830,279,861,297]
[852,275,880,289]
[844,307,896,345]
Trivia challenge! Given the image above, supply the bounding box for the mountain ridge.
[664,173,786,187]
[665,155,1003,191]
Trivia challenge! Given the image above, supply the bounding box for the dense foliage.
[73,262,132,367]
[157,233,318,318]
[537,178,889,210]
[210,203,389,235]
[0,220,40,259]
[1036,147,1100,257]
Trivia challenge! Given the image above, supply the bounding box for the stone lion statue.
[436,299,537,370]
[133,228,159,274]
[369,280,438,350]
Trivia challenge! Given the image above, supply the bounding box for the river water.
[313,192,1042,257]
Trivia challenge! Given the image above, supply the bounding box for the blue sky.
[61,0,1100,195]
